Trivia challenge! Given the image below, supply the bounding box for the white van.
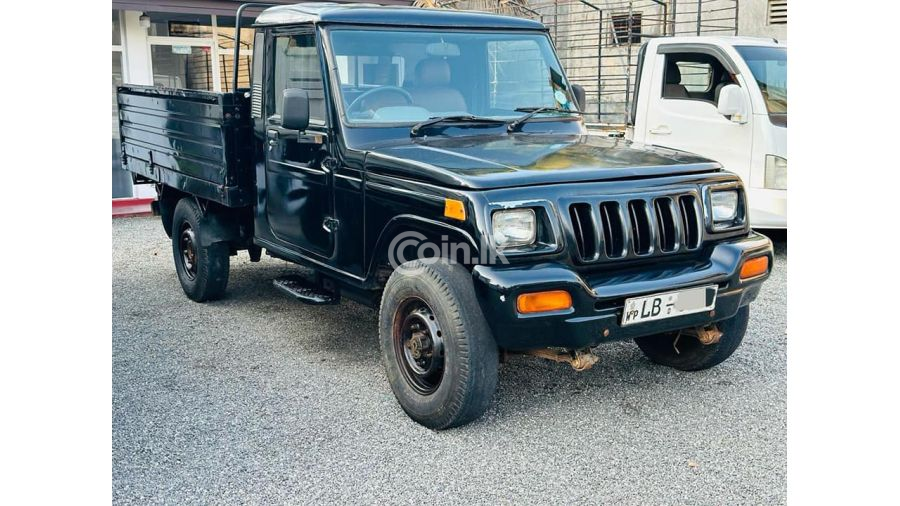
[627,37,787,228]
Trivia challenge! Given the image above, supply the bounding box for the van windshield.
[735,45,787,117]
[326,28,578,126]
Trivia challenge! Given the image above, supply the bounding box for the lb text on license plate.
[621,285,718,327]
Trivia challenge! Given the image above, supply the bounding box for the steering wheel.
[346,86,414,116]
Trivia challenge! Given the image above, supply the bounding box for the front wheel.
[379,259,498,429]
[171,198,230,302]
[634,306,750,371]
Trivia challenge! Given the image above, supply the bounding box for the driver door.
[644,53,753,181]
[264,30,335,258]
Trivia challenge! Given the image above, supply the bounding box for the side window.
[676,62,712,93]
[272,32,326,125]
[662,53,733,104]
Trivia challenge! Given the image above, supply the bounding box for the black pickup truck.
[117,3,773,429]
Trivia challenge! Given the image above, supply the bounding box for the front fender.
[366,214,481,282]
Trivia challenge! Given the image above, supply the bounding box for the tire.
[634,306,750,371]
[158,189,176,238]
[379,259,498,429]
[171,198,230,302]
[160,205,174,238]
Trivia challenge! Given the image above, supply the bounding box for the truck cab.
[117,4,773,429]
[628,37,787,229]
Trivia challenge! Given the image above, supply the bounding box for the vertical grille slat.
[679,195,702,250]
[654,197,679,252]
[599,202,625,258]
[627,200,652,255]
[569,203,601,261]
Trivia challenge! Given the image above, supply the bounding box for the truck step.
[273,276,339,305]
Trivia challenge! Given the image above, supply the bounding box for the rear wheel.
[157,188,177,238]
[379,259,498,429]
[171,198,229,302]
[160,201,175,238]
[634,306,750,371]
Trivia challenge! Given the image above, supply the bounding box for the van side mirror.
[717,84,748,123]
[571,84,586,112]
[282,89,310,131]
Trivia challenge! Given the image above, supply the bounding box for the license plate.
[621,285,718,327]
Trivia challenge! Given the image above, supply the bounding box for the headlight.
[492,209,536,249]
[765,155,787,190]
[711,190,739,222]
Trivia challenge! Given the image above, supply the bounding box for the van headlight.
[492,209,536,249]
[765,155,787,190]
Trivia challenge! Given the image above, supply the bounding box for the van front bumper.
[471,232,773,350]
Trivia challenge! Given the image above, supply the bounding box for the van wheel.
[634,306,750,371]
[171,199,229,302]
[379,259,498,429]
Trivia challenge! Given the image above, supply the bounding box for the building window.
[147,13,213,37]
[150,45,214,90]
[611,13,641,45]
[112,10,131,198]
[142,12,255,93]
[215,16,256,92]
[768,0,787,25]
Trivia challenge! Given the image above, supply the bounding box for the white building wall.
[739,0,787,41]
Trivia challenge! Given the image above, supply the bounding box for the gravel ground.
[113,217,786,505]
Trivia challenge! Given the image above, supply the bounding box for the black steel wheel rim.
[393,297,445,395]
[179,225,198,280]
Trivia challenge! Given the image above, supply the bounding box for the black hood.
[365,133,721,189]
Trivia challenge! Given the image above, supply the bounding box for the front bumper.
[472,232,773,349]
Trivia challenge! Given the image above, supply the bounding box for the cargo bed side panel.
[117,85,254,207]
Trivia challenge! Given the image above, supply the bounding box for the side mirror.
[717,84,748,123]
[571,84,586,112]
[282,88,310,131]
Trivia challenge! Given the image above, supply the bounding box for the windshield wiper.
[410,115,506,137]
[507,107,584,133]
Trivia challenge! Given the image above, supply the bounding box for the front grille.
[567,192,703,263]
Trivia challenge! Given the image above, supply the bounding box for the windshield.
[735,45,787,116]
[327,28,578,126]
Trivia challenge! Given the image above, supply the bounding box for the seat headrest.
[665,63,682,84]
[416,58,451,87]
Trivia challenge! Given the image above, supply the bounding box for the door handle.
[649,126,671,135]
[266,129,279,150]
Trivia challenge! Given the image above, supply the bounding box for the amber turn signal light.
[444,198,466,220]
[516,290,573,314]
[740,256,769,280]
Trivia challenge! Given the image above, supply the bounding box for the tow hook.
[519,348,600,371]
[684,324,723,345]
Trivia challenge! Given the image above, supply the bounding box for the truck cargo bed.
[117,85,254,207]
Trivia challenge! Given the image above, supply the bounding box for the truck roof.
[651,36,785,48]
[254,2,546,30]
